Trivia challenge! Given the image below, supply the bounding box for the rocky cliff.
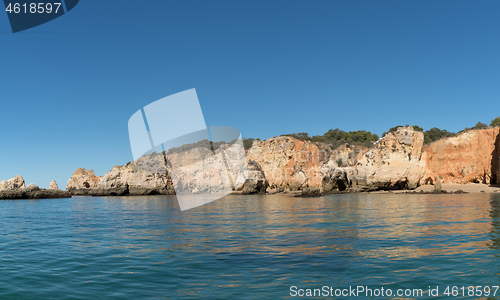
[245,136,331,191]
[66,162,174,196]
[66,142,247,196]
[322,126,426,192]
[66,126,500,196]
[421,128,500,185]
[0,175,70,199]
[495,131,500,184]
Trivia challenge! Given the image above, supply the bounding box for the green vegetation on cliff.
[382,125,454,144]
[255,116,500,150]
[462,122,489,132]
[243,138,260,149]
[282,129,379,148]
[381,117,500,145]
[423,127,455,144]
[490,117,500,128]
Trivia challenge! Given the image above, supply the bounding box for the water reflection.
[2,193,500,299]
[488,194,500,250]
[67,194,500,260]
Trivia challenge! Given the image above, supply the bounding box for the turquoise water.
[1,193,500,299]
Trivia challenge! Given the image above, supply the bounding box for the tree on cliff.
[490,117,500,128]
[382,125,455,144]
[423,127,455,144]
[459,122,490,134]
[243,138,260,149]
[283,129,378,148]
[470,122,489,130]
[412,125,424,132]
[282,132,312,140]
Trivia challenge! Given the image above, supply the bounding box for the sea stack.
[49,180,59,190]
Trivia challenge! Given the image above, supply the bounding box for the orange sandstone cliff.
[422,127,500,185]
[66,127,500,194]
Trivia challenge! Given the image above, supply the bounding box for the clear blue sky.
[1,1,500,188]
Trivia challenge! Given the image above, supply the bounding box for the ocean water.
[1,193,500,299]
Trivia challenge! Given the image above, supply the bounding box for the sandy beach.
[406,183,500,194]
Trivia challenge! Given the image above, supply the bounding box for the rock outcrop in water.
[66,163,174,196]
[65,126,500,196]
[0,188,71,199]
[49,180,59,190]
[240,159,268,194]
[67,141,248,196]
[0,175,25,190]
[0,175,70,199]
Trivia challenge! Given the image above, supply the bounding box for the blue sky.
[1,1,500,188]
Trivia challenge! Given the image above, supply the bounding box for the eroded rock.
[26,183,39,191]
[422,127,500,184]
[0,175,25,190]
[49,180,59,190]
[241,159,268,194]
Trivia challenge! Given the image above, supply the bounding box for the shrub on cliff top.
[382,125,402,137]
[382,125,423,137]
[423,127,455,144]
[490,117,500,128]
[469,122,489,130]
[243,138,260,149]
[282,129,379,149]
[243,138,255,149]
[412,125,424,132]
[459,121,490,134]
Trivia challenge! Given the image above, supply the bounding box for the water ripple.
[0,194,499,299]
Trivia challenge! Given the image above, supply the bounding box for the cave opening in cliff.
[336,180,346,191]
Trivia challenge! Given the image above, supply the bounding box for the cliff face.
[66,127,500,195]
[353,126,426,190]
[66,163,174,196]
[244,127,426,192]
[66,142,248,196]
[245,136,332,191]
[422,128,500,184]
[495,132,500,184]
[322,127,426,192]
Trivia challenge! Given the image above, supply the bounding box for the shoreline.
[393,183,500,194]
[0,183,499,200]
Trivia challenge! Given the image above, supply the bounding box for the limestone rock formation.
[66,163,174,196]
[64,126,500,196]
[246,136,332,191]
[0,175,25,190]
[0,175,70,199]
[0,188,71,199]
[344,126,426,191]
[495,131,500,184]
[321,144,367,192]
[299,186,322,197]
[240,159,268,194]
[320,127,426,192]
[67,141,249,196]
[422,127,500,184]
[49,180,59,190]
[26,183,39,190]
[67,168,100,190]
